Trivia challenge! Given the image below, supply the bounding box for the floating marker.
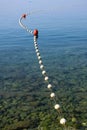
[22,14,27,18]
[47,84,52,89]
[39,60,42,64]
[37,52,40,56]
[54,104,60,110]
[38,56,41,60]
[45,76,49,81]
[36,49,39,53]
[50,93,55,98]
[42,70,46,75]
[33,29,38,37]
[40,65,44,69]
[60,118,66,125]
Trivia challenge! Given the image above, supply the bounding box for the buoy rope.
[19,13,68,129]
[19,14,33,34]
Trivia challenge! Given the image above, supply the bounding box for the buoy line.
[19,13,73,129]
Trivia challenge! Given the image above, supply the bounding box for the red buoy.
[33,29,38,36]
[22,14,27,18]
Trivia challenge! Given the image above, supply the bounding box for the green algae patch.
[3,120,33,130]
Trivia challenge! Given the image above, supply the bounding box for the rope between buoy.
[19,13,67,128]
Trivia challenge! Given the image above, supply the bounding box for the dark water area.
[0,14,87,129]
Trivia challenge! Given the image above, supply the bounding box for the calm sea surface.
[0,14,87,129]
[0,14,87,80]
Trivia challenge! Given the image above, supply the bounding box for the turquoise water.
[0,14,87,129]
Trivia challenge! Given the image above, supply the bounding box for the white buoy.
[50,93,55,98]
[34,36,36,41]
[37,52,40,56]
[60,118,66,125]
[54,104,60,110]
[35,46,38,49]
[39,60,42,64]
[34,43,37,46]
[42,70,46,75]
[36,50,39,53]
[47,84,52,89]
[34,39,36,42]
[38,56,41,60]
[45,76,49,81]
[40,65,44,69]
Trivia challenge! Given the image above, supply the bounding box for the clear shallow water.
[0,14,87,129]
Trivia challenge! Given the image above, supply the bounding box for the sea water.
[0,13,87,129]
